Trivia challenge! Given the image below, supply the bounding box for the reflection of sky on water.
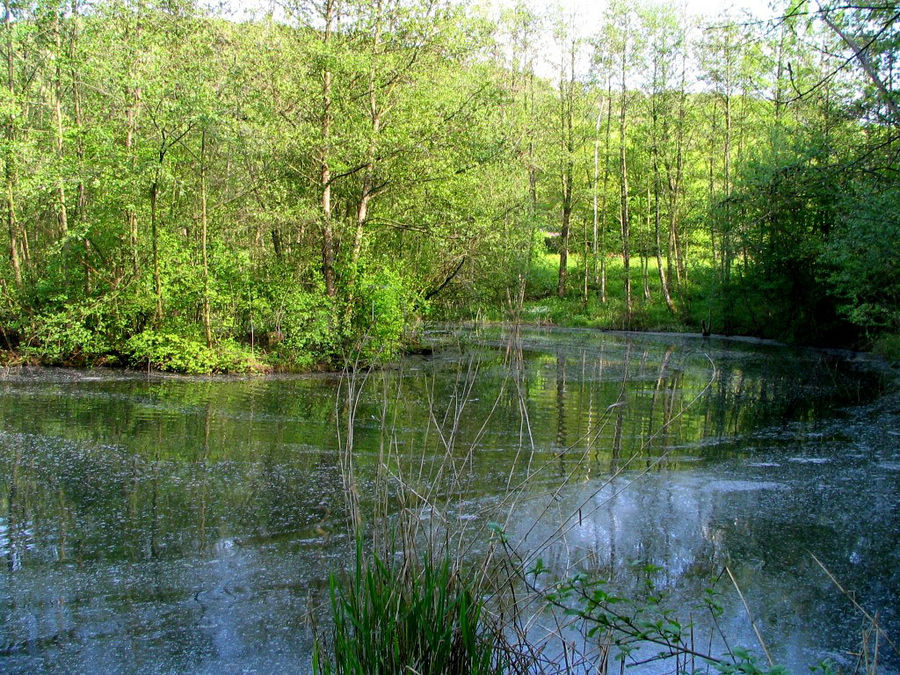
[0,328,897,672]
[2,531,332,673]
[505,430,899,672]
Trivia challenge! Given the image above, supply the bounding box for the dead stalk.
[810,551,899,665]
[725,565,774,667]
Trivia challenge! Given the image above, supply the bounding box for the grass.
[473,248,891,347]
[487,250,718,334]
[314,541,500,675]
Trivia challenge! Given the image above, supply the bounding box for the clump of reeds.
[313,540,501,675]
[313,346,508,674]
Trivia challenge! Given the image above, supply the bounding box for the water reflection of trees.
[0,332,892,670]
[0,333,885,573]
[480,331,885,477]
[0,378,346,570]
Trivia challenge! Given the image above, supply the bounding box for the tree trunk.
[4,0,19,285]
[528,67,537,222]
[671,61,687,285]
[558,198,570,298]
[319,0,337,298]
[600,83,612,302]
[592,107,600,287]
[125,13,142,280]
[582,220,589,308]
[821,10,900,125]
[651,92,675,314]
[200,129,212,348]
[643,182,651,301]
[557,42,575,299]
[52,7,68,238]
[618,49,631,318]
[151,143,164,324]
[70,0,89,294]
[708,100,717,272]
[723,89,732,284]
[351,0,383,283]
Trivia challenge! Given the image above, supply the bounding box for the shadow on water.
[0,326,897,672]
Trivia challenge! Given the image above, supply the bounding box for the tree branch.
[819,5,900,124]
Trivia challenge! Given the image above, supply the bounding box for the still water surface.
[0,327,897,672]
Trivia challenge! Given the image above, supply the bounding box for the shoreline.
[1,320,894,378]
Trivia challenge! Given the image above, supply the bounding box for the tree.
[640,4,682,314]
[2,0,24,285]
[602,2,640,318]
[553,17,578,299]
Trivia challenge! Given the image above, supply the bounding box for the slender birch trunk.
[4,0,20,285]
[200,128,211,348]
[320,0,336,298]
[618,36,631,318]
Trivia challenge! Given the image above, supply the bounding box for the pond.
[1,326,898,673]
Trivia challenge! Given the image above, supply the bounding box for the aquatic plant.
[314,541,501,675]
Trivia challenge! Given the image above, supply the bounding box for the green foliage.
[125,331,218,374]
[873,333,900,365]
[822,186,900,334]
[21,305,112,365]
[526,249,562,300]
[546,568,694,665]
[270,286,337,370]
[315,546,500,675]
[713,649,789,674]
[722,150,840,342]
[809,659,838,675]
[542,565,793,673]
[124,330,258,374]
[349,265,421,362]
[509,252,697,332]
[0,0,898,371]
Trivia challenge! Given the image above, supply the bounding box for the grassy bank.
[5,246,895,373]
[476,251,724,334]
[463,249,897,360]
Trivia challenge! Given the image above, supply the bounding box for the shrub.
[873,333,900,366]
[272,288,337,369]
[22,306,111,365]
[350,266,420,362]
[125,331,218,374]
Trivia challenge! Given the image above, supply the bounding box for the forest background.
[0,0,897,373]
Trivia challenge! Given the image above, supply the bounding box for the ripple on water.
[706,479,787,492]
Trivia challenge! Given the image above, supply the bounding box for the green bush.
[873,333,900,366]
[209,339,261,373]
[525,249,564,300]
[822,186,900,334]
[273,287,337,369]
[22,306,112,365]
[125,331,218,374]
[350,265,420,362]
[125,331,262,374]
